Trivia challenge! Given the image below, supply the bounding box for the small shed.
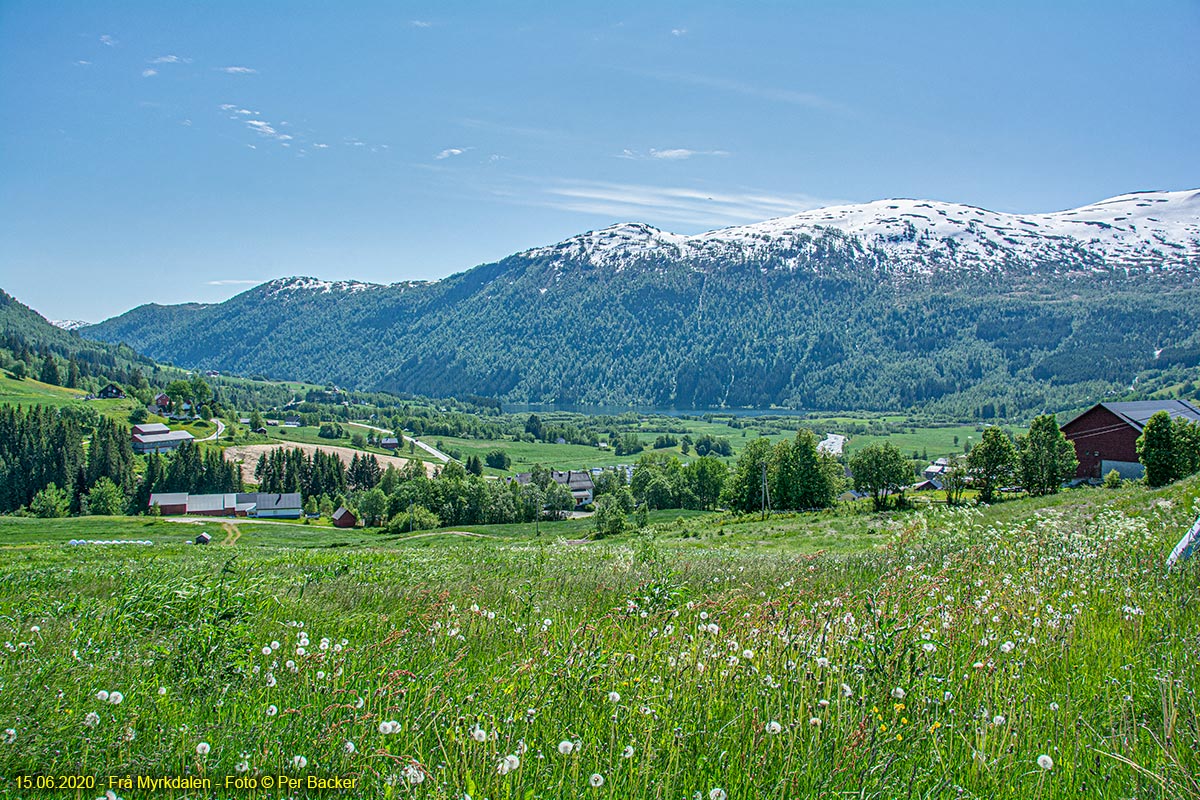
[380,437,400,450]
[332,507,357,529]
[195,532,212,545]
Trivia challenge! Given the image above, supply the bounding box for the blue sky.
[1,1,1197,321]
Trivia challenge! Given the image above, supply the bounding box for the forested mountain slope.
[83,190,1200,414]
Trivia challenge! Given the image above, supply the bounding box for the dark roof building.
[147,491,300,518]
[380,437,400,449]
[1060,400,1200,480]
[132,429,194,454]
[332,507,357,528]
[149,492,188,515]
[98,383,125,399]
[255,492,303,519]
[512,470,595,508]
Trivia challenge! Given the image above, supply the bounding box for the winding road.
[197,419,225,442]
[347,421,455,463]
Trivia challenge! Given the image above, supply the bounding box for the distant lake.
[500,404,810,419]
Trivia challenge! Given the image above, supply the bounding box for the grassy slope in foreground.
[0,481,1198,798]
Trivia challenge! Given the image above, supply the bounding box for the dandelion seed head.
[1037,754,1054,770]
[557,740,574,755]
[589,773,605,787]
[196,741,210,756]
[765,720,782,735]
[292,754,307,769]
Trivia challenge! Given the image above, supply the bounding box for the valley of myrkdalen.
[1,3,1198,799]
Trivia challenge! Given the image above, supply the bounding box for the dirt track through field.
[224,443,438,484]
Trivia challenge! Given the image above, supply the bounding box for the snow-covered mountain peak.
[526,189,1200,276]
[525,222,688,268]
[264,276,382,295]
[51,319,91,331]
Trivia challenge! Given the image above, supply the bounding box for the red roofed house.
[1060,400,1200,480]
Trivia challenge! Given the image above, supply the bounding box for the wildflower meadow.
[1,481,1198,798]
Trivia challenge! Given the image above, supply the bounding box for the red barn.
[1060,400,1200,480]
[332,507,357,528]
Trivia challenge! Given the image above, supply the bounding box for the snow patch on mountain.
[51,319,92,330]
[264,277,383,295]
[525,190,1200,275]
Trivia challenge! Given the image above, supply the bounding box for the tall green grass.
[0,482,1197,798]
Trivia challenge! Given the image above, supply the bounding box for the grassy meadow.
[1,481,1198,798]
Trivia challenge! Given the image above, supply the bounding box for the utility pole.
[534,486,542,537]
[761,461,768,521]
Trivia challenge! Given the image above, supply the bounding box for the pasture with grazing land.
[0,479,1198,798]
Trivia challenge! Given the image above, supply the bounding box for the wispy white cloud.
[435,147,467,159]
[75,60,92,66]
[525,179,842,229]
[671,28,687,36]
[150,54,190,64]
[217,66,257,74]
[245,119,292,141]
[207,279,263,286]
[643,70,846,112]
[620,147,729,160]
[411,19,432,28]
[314,143,329,149]
[141,68,157,78]
[220,104,259,116]
[99,34,117,47]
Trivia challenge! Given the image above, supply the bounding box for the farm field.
[223,442,436,484]
[0,373,136,420]
[425,418,802,476]
[1,481,1198,797]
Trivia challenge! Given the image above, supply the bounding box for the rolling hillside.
[82,190,1200,414]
